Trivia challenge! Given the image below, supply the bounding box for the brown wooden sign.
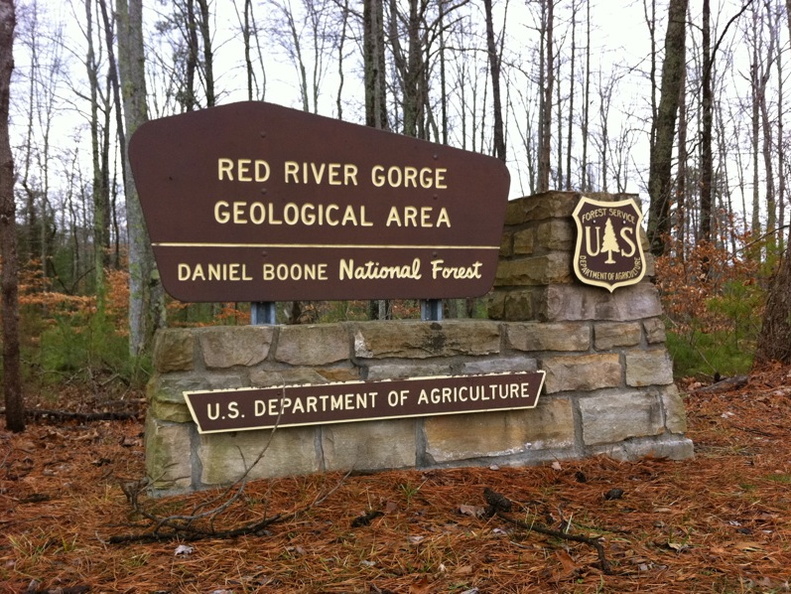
[572,196,646,292]
[184,372,545,434]
[128,102,510,302]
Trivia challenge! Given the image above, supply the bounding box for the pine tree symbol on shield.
[571,196,647,292]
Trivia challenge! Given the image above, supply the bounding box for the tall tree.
[536,0,554,192]
[364,0,391,320]
[701,0,754,244]
[699,0,713,243]
[647,0,687,256]
[117,0,164,356]
[0,0,22,431]
[84,0,111,294]
[364,0,387,130]
[483,0,505,162]
[754,0,791,365]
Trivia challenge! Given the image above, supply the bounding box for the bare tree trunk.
[237,0,266,100]
[365,0,391,320]
[117,0,165,356]
[0,0,22,432]
[699,0,713,244]
[196,0,215,107]
[184,0,199,110]
[761,1,779,254]
[754,0,791,366]
[85,0,111,295]
[777,3,786,253]
[336,0,349,119]
[98,0,128,271]
[483,0,505,162]
[647,0,687,256]
[537,0,554,192]
[565,0,577,190]
[364,0,387,130]
[750,8,762,240]
[581,0,590,191]
[676,59,688,252]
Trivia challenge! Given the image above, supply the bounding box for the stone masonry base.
[146,318,692,495]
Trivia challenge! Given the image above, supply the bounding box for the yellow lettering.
[214,201,230,223]
[255,160,270,182]
[237,158,252,181]
[344,164,359,185]
[284,161,299,183]
[371,165,385,187]
[310,162,325,184]
[218,158,233,180]
[436,207,451,227]
[370,165,448,189]
[328,163,341,185]
[404,166,418,187]
[403,206,418,226]
[233,202,247,224]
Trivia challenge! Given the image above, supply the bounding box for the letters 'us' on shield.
[571,196,647,292]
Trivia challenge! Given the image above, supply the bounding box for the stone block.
[316,366,361,383]
[322,419,416,471]
[206,372,247,391]
[587,435,693,461]
[617,435,694,461]
[542,283,663,322]
[643,317,667,344]
[147,374,209,423]
[153,329,194,373]
[505,191,581,223]
[502,290,536,321]
[494,252,573,287]
[275,324,350,366]
[198,426,319,485]
[199,326,273,369]
[460,357,538,375]
[250,367,328,387]
[507,322,590,352]
[487,291,507,319]
[354,320,500,359]
[513,228,535,255]
[658,384,687,433]
[579,390,664,445]
[536,219,575,251]
[424,398,575,463]
[500,230,514,257]
[626,350,674,387]
[594,322,642,350]
[145,416,193,491]
[365,362,451,380]
[542,353,622,393]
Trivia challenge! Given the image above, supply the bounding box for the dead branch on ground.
[483,488,614,575]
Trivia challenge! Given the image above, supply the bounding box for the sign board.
[571,196,646,292]
[184,371,545,434]
[129,102,511,302]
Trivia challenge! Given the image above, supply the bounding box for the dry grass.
[2,365,791,593]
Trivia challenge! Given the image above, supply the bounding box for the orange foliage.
[655,238,762,335]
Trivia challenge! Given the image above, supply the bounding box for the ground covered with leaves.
[2,366,791,593]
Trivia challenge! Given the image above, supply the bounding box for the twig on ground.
[483,488,614,575]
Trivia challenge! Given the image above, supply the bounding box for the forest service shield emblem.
[571,196,646,292]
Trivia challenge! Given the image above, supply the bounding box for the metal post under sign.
[251,302,276,325]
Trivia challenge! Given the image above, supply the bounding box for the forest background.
[1,0,791,433]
